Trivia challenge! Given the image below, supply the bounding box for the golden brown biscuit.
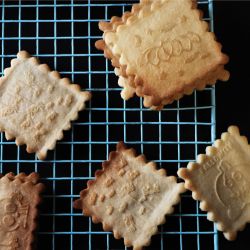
[96,0,229,109]
[74,142,185,250]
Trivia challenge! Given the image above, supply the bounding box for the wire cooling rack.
[0,0,218,249]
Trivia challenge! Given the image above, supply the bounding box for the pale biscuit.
[96,0,229,109]
[74,142,185,250]
[0,172,45,249]
[0,51,91,160]
[178,126,250,241]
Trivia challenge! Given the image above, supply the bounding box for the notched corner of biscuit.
[15,136,25,146]
[177,182,186,194]
[36,149,48,161]
[221,125,248,145]
[223,231,238,241]
[98,21,113,32]
[3,67,12,77]
[68,83,80,92]
[219,69,230,82]
[5,131,15,141]
[17,50,30,59]
[28,56,40,66]
[95,39,106,50]
[187,162,200,171]
[50,70,61,79]
[73,197,83,210]
[55,131,64,141]
[135,153,147,164]
[221,131,230,141]
[118,76,136,101]
[144,161,157,171]
[200,200,211,212]
[227,125,240,135]
[177,167,195,191]
[59,77,70,87]
[81,90,92,101]
[196,154,208,164]
[205,145,217,156]
[116,141,127,151]
[176,167,186,178]
[228,125,250,148]
[213,138,224,148]
[190,190,202,201]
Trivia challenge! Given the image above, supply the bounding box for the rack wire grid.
[0,0,218,249]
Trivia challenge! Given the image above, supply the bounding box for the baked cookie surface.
[0,172,44,250]
[74,142,185,250]
[96,0,229,109]
[178,126,250,240]
[0,51,91,160]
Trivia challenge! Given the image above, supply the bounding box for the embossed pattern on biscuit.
[0,51,91,160]
[96,0,229,109]
[74,142,185,250]
[178,126,250,241]
[0,172,44,250]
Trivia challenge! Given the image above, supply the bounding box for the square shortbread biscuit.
[0,51,91,160]
[178,126,250,240]
[96,0,229,109]
[74,142,185,250]
[0,172,44,249]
